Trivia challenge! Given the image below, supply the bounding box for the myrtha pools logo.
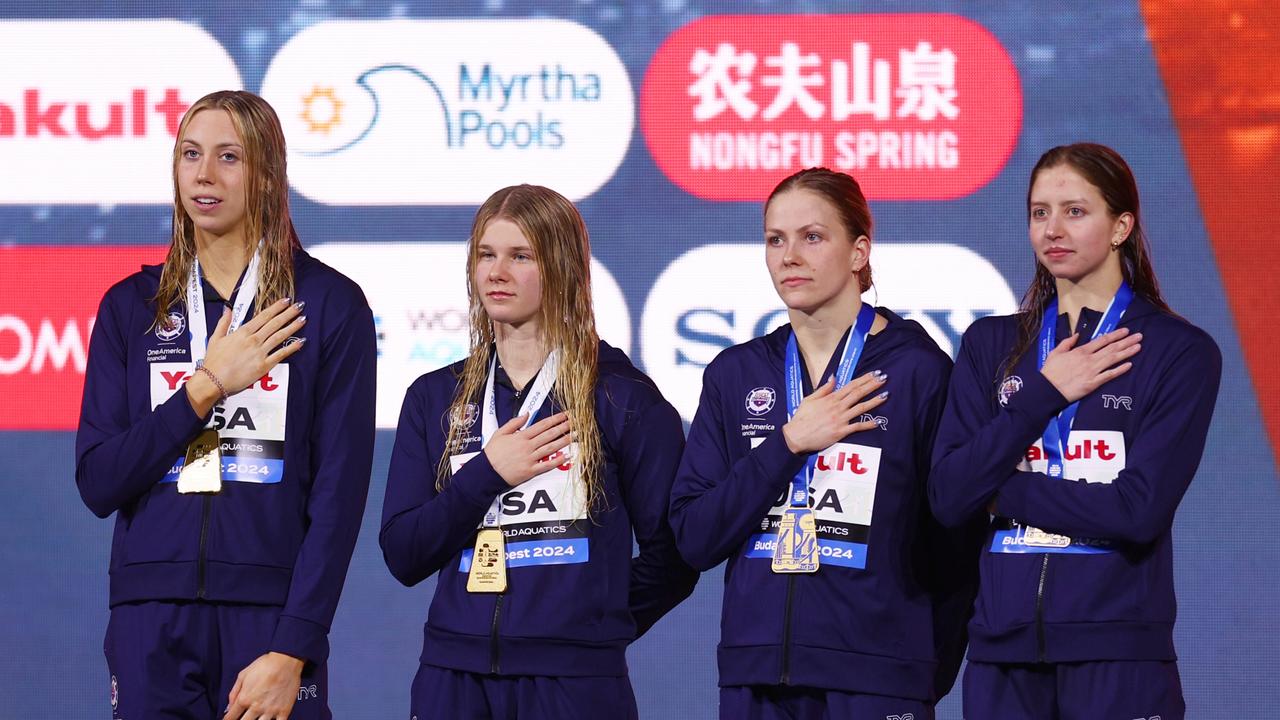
[259,20,633,205]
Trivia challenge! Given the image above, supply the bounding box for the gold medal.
[1022,525,1071,549]
[772,508,820,573]
[467,527,508,592]
[177,429,222,494]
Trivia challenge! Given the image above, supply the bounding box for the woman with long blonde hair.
[381,184,696,719]
[76,90,377,719]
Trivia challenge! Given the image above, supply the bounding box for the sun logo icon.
[300,86,344,134]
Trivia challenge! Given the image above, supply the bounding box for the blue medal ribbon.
[784,303,877,508]
[1038,281,1134,479]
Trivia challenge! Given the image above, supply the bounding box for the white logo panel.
[641,243,1017,422]
[259,20,633,204]
[310,242,630,428]
[1020,430,1127,484]
[0,21,242,204]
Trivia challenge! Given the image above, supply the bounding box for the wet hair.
[1002,142,1174,379]
[438,185,605,515]
[765,167,874,292]
[153,90,300,330]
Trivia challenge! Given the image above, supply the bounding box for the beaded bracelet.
[196,365,229,404]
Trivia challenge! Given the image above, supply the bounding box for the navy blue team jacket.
[670,310,983,702]
[929,295,1221,664]
[380,341,698,677]
[75,250,377,665]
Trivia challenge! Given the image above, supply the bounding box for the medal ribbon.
[185,243,263,369]
[1038,281,1133,479]
[784,303,876,508]
[478,348,560,528]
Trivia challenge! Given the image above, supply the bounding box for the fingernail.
[299,315,307,324]
[282,297,292,305]
[294,300,306,312]
[872,370,887,381]
[878,391,889,400]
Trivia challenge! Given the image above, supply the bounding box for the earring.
[1110,239,1122,252]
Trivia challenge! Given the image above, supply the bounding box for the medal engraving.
[1022,525,1071,549]
[467,527,508,592]
[772,508,820,573]
[177,429,222,494]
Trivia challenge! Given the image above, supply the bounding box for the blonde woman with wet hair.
[76,90,376,719]
[381,184,697,720]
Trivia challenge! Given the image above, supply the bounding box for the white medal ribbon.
[186,243,263,368]
[478,348,560,528]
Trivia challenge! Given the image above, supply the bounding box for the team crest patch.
[998,375,1023,407]
[110,674,118,710]
[155,311,185,342]
[745,387,776,416]
[451,402,479,430]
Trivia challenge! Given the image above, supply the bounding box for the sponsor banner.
[0,246,166,430]
[259,20,633,204]
[640,14,1021,200]
[309,242,631,428]
[641,242,1017,422]
[0,21,242,204]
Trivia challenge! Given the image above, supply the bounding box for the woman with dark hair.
[670,167,982,719]
[75,90,377,719]
[380,184,696,719]
[930,143,1221,719]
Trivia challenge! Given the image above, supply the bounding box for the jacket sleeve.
[913,358,984,702]
[929,327,1068,528]
[669,363,808,571]
[379,380,512,588]
[75,286,209,518]
[269,288,377,665]
[617,398,699,638]
[992,335,1222,545]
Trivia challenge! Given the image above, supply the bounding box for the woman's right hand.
[1040,328,1142,403]
[782,371,888,454]
[484,411,573,487]
[186,297,307,416]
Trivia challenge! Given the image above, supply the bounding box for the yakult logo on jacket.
[259,20,632,204]
[1020,431,1127,483]
[640,14,1021,200]
[0,21,242,204]
[642,243,1017,422]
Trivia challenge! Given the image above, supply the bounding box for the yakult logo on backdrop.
[640,14,1021,200]
[0,21,242,204]
[259,20,633,204]
[309,243,631,428]
[0,247,166,430]
[641,243,1018,422]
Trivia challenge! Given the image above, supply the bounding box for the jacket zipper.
[779,575,796,684]
[489,594,504,674]
[1035,554,1050,662]
[196,495,212,599]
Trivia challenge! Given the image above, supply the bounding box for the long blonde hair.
[152,90,300,329]
[438,185,605,514]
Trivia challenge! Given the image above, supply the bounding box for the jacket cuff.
[270,614,329,665]
[452,451,511,508]
[155,386,211,447]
